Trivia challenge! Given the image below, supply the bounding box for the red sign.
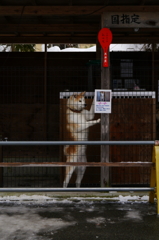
[98,28,113,67]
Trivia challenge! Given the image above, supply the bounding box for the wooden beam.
[112,36,159,43]
[0,35,97,43]
[111,28,159,33]
[0,34,159,44]
[0,6,159,16]
[0,23,99,32]
[30,0,37,5]
[0,24,158,34]
[140,0,145,5]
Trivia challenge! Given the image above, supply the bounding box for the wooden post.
[0,146,3,187]
[152,43,155,91]
[96,40,101,89]
[44,43,48,140]
[152,44,156,141]
[149,146,156,203]
[100,13,110,187]
[151,146,159,215]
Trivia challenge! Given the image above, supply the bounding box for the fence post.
[155,146,159,215]
[150,145,159,215]
[100,16,111,187]
[149,146,156,203]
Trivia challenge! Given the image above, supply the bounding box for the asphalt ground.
[0,192,158,240]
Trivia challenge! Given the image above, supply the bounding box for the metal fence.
[0,52,157,188]
[0,140,155,191]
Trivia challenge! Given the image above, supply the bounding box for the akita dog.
[63,91,100,188]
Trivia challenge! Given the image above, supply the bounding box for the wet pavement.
[0,194,159,240]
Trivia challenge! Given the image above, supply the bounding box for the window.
[120,59,133,78]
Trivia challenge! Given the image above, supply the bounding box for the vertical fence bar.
[155,146,159,215]
[153,97,156,140]
[0,145,3,187]
[152,43,155,91]
[44,43,48,140]
[149,146,156,203]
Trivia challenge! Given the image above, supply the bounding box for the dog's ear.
[69,95,74,99]
[81,91,86,96]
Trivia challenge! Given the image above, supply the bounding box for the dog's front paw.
[96,118,101,123]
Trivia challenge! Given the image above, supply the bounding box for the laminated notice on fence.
[94,89,112,113]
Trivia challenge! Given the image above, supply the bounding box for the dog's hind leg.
[63,145,78,188]
[76,166,86,188]
[63,154,77,188]
[75,155,87,188]
[63,165,76,188]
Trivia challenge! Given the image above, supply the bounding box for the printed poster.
[94,89,112,113]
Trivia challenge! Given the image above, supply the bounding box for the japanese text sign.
[103,12,159,28]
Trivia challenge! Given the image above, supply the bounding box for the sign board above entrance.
[103,12,159,28]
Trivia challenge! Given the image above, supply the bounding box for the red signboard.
[98,28,113,67]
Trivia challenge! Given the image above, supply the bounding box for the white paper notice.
[94,89,112,113]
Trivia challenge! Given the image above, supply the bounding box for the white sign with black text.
[94,89,112,113]
[103,12,159,28]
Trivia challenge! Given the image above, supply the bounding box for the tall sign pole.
[98,18,113,187]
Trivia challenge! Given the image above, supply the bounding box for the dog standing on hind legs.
[63,91,100,188]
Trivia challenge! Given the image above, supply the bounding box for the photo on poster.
[94,89,112,113]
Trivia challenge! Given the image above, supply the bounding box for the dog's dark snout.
[85,104,87,107]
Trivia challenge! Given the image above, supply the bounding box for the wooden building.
[0,0,158,187]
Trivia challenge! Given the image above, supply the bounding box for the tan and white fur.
[63,91,100,188]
